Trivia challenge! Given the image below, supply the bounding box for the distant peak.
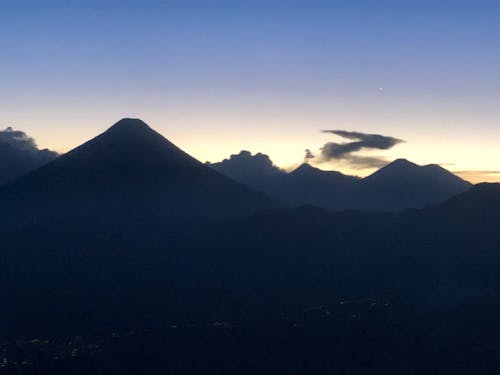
[291,163,321,175]
[388,158,418,168]
[422,163,446,170]
[364,158,419,180]
[294,163,315,171]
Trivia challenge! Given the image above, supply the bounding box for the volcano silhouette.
[0,118,279,224]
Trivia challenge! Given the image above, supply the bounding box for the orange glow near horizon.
[22,115,500,185]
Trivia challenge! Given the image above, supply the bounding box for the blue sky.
[1,0,500,181]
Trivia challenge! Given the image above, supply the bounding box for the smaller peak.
[291,163,321,175]
[365,158,419,180]
[294,163,315,171]
[375,159,419,172]
[389,158,418,168]
[422,163,447,170]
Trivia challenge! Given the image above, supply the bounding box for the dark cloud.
[304,149,314,163]
[318,130,404,168]
[207,150,284,185]
[343,155,391,169]
[0,127,58,186]
[0,127,38,150]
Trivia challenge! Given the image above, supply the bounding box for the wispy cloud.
[317,130,404,168]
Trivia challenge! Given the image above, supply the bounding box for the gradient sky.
[1,0,500,182]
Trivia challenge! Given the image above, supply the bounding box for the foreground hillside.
[1,185,500,374]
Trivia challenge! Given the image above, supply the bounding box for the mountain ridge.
[209,155,472,211]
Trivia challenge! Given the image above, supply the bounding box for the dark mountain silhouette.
[360,158,473,211]
[438,182,500,213]
[427,182,500,233]
[0,119,279,225]
[0,127,58,186]
[253,163,362,210]
[207,150,285,185]
[209,154,472,211]
[0,121,498,375]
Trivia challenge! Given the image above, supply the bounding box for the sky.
[1,0,500,183]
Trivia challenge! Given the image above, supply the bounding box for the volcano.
[0,118,279,224]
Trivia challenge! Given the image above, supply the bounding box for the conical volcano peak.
[106,118,154,135]
[96,118,164,150]
[89,118,194,160]
[72,118,205,172]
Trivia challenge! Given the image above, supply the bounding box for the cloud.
[317,130,404,168]
[342,155,392,169]
[304,149,314,163]
[0,127,38,150]
[207,150,284,185]
[0,127,58,185]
